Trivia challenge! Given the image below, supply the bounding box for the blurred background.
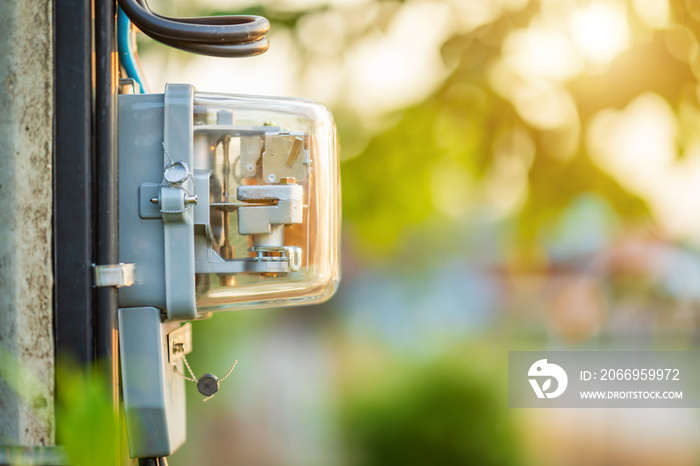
[134,0,700,464]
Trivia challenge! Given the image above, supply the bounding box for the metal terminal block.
[236,184,304,236]
[94,263,135,288]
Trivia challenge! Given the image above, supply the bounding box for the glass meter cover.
[192,93,340,311]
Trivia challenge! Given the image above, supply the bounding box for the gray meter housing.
[118,84,340,458]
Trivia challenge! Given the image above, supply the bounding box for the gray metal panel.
[118,87,199,320]
[118,93,167,310]
[118,307,186,458]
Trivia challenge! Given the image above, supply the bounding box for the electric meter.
[118,84,340,320]
[117,84,340,458]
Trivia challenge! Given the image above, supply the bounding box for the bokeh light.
[569,2,630,67]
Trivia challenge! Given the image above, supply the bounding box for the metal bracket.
[118,78,140,95]
[162,83,198,322]
[167,323,193,363]
[139,183,162,219]
[93,263,135,287]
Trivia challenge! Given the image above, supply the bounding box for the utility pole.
[0,0,120,463]
[0,0,57,462]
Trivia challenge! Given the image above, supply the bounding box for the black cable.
[136,456,168,465]
[138,458,158,466]
[117,0,270,57]
[95,0,120,425]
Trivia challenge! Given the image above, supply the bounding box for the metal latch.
[167,323,193,363]
[93,263,135,288]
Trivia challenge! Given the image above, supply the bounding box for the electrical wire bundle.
[118,0,270,58]
[118,7,151,93]
[118,0,270,92]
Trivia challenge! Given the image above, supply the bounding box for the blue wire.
[118,7,149,94]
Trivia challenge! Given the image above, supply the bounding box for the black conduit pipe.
[117,0,270,57]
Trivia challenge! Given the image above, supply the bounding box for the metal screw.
[280,177,296,185]
[185,195,198,205]
[150,197,159,205]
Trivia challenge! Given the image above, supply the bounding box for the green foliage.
[341,357,521,466]
[336,2,700,263]
[521,151,649,244]
[55,360,120,466]
[340,64,504,254]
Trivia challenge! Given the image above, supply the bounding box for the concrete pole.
[0,0,55,448]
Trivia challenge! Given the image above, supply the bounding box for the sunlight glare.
[513,82,578,131]
[569,2,630,66]
[504,26,582,81]
[588,93,676,197]
[345,1,452,116]
[585,93,700,239]
[631,0,670,30]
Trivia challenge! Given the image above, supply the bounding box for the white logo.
[528,359,568,399]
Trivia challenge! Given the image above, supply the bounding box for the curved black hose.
[117,0,270,57]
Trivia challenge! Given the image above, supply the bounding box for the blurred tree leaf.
[341,358,521,466]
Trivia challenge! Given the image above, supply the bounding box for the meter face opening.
[191,93,340,312]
